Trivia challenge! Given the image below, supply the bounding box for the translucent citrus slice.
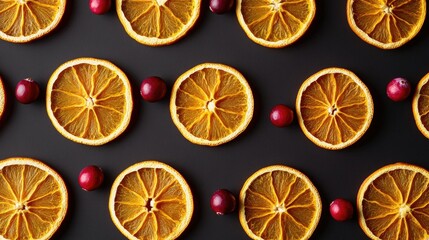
[0,0,66,43]
[357,162,429,239]
[46,57,133,146]
[109,160,193,240]
[116,0,201,46]
[0,157,68,240]
[347,0,426,49]
[296,67,374,150]
[413,72,429,139]
[239,165,321,240]
[170,63,254,146]
[236,0,316,48]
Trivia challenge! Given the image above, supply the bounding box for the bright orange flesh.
[0,0,66,43]
[109,161,193,240]
[357,163,429,239]
[0,157,68,240]
[347,0,426,49]
[239,165,321,240]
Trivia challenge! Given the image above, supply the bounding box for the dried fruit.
[140,76,167,102]
[15,78,40,104]
[210,0,234,14]
[78,165,104,191]
[386,77,411,102]
[330,198,354,221]
[210,189,236,215]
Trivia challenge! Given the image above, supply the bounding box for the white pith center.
[383,4,393,14]
[328,105,338,116]
[146,198,155,212]
[156,0,168,6]
[15,202,26,211]
[274,204,286,213]
[206,100,216,112]
[270,0,281,11]
[86,97,95,108]
[399,204,410,218]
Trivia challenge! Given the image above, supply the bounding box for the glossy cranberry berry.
[140,76,167,102]
[78,165,104,191]
[15,78,40,104]
[270,104,294,127]
[386,77,411,102]
[210,189,236,215]
[330,198,354,221]
[209,0,234,14]
[89,0,112,15]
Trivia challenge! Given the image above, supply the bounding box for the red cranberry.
[78,165,104,191]
[210,189,236,215]
[386,77,411,102]
[15,78,40,104]
[330,198,354,221]
[89,0,111,15]
[210,0,234,14]
[140,76,167,102]
[270,104,294,127]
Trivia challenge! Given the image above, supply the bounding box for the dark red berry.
[140,76,167,102]
[89,0,112,15]
[210,189,236,215]
[270,104,294,127]
[209,0,234,14]
[78,165,104,191]
[15,78,40,104]
[386,77,411,102]
[330,198,354,221]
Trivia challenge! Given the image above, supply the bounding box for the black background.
[0,1,428,239]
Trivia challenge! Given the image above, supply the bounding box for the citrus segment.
[0,76,6,120]
[109,160,193,240]
[0,0,66,43]
[413,73,429,139]
[296,67,374,150]
[239,165,321,240]
[347,0,426,49]
[117,0,201,46]
[170,63,254,146]
[0,157,68,240]
[46,57,133,146]
[357,163,429,239]
[236,0,316,48]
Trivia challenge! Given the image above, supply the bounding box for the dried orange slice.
[109,160,193,240]
[236,0,316,48]
[347,0,426,49]
[0,157,68,240]
[296,67,374,150]
[357,162,429,239]
[46,57,133,146]
[0,76,6,119]
[116,0,201,46]
[170,63,254,146]
[0,0,66,43]
[239,165,321,240]
[413,72,429,139]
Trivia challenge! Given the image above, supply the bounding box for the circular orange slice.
[347,0,426,49]
[109,160,194,240]
[413,72,429,139]
[116,0,201,46]
[357,162,429,239]
[239,165,322,239]
[296,67,374,150]
[0,0,66,43]
[170,63,254,146]
[236,0,316,48]
[46,57,133,146]
[0,157,68,240]
[0,76,6,119]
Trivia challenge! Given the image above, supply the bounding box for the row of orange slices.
[1,157,428,239]
[0,0,426,49]
[0,58,428,150]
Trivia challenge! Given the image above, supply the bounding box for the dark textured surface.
[0,1,428,239]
